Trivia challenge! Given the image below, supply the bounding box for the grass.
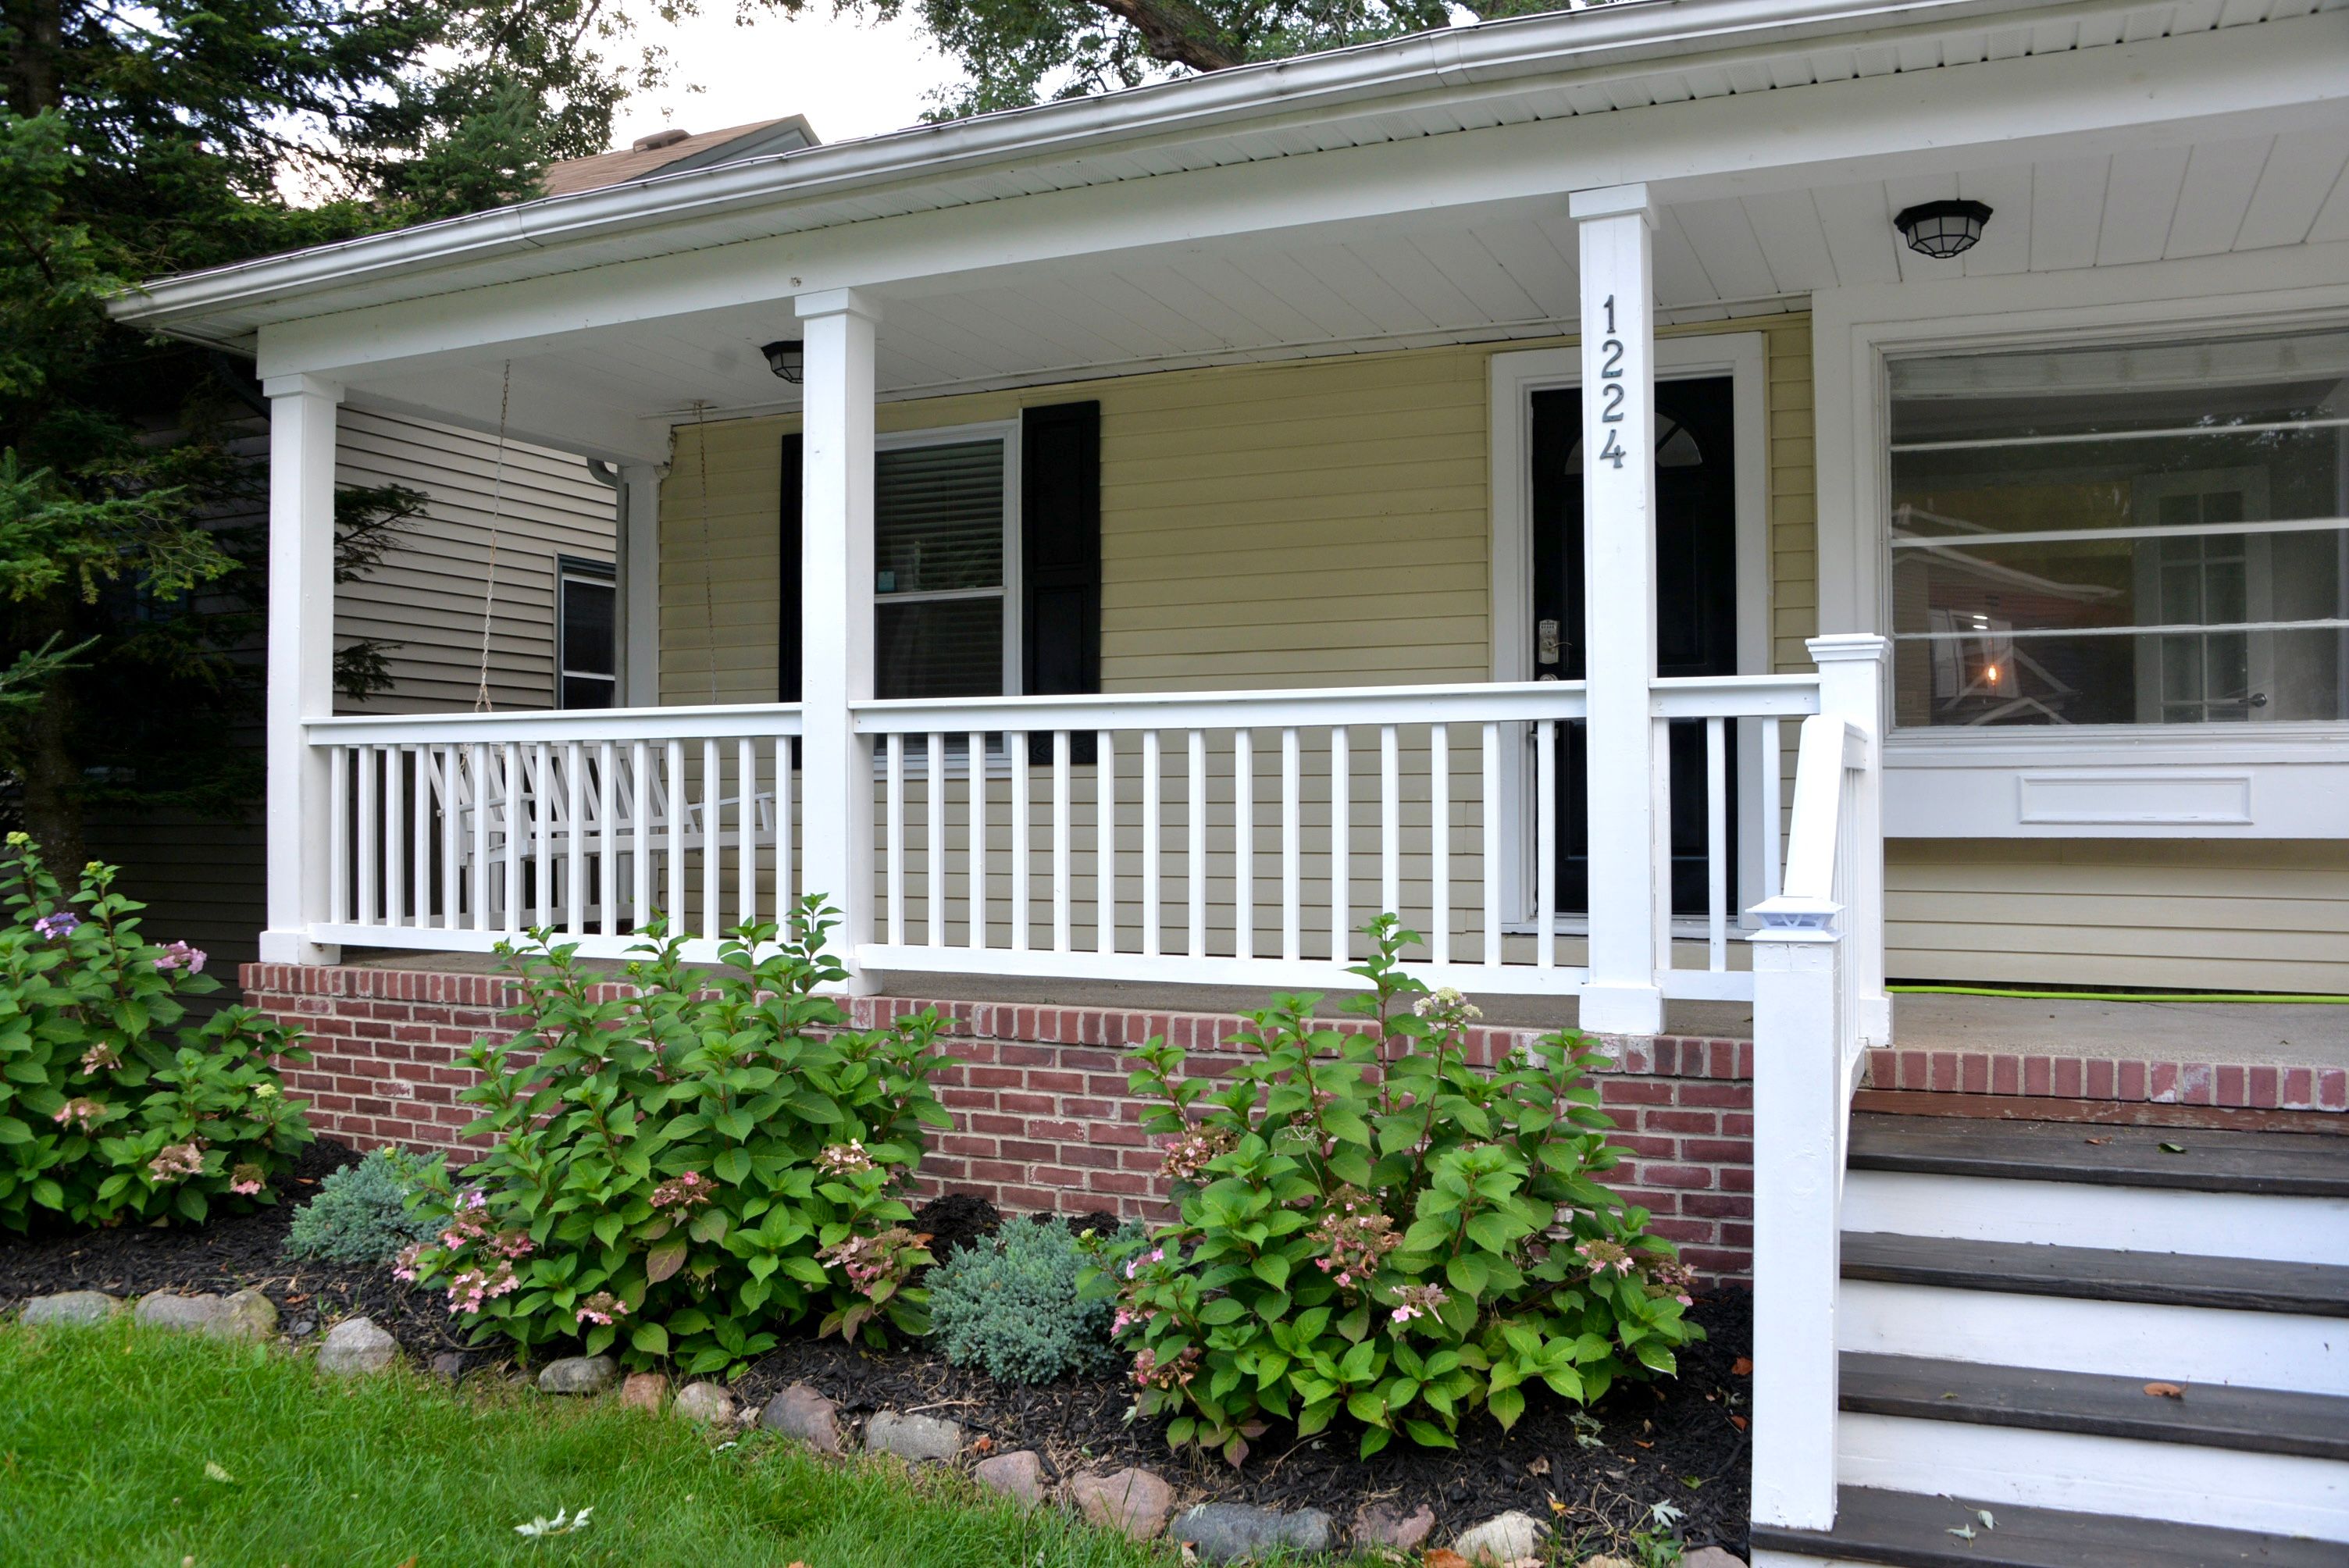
[0,1321,1179,1568]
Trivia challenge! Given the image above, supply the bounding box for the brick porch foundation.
[242,963,2349,1282]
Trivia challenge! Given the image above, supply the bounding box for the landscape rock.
[315,1316,397,1375]
[430,1352,466,1383]
[760,1383,843,1454]
[672,1382,737,1425]
[1352,1500,1436,1552]
[1452,1509,1545,1566]
[621,1372,666,1413]
[536,1355,618,1395]
[20,1291,122,1327]
[133,1288,277,1342]
[865,1410,963,1463]
[1067,1468,1174,1541]
[1174,1502,1335,1563]
[971,1449,1045,1507]
[1682,1550,1747,1568]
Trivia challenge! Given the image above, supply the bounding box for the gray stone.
[20,1291,122,1327]
[971,1449,1045,1507]
[865,1410,963,1463]
[1453,1509,1545,1566]
[430,1352,466,1383]
[620,1371,666,1413]
[315,1316,398,1375]
[1352,1501,1436,1553]
[760,1382,843,1454]
[1174,1502,1335,1563]
[1066,1468,1174,1541]
[133,1288,277,1342]
[536,1355,617,1395]
[1682,1549,1746,1568]
[672,1381,738,1426]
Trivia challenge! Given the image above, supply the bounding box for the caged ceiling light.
[1895,199,1993,259]
[760,339,805,383]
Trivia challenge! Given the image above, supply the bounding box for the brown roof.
[540,117,819,197]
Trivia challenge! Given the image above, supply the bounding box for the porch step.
[1837,1352,2349,1463]
[1840,1231,2349,1316]
[1847,1113,2349,1197]
[1748,1485,2344,1568]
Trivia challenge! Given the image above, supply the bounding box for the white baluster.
[1330,725,1349,962]
[1535,720,1556,970]
[700,738,719,940]
[1481,722,1502,970]
[633,739,651,933]
[1708,715,1727,972]
[1096,731,1115,956]
[968,730,986,950]
[886,732,906,947]
[1430,724,1449,967]
[775,733,794,914]
[469,743,490,932]
[599,739,618,938]
[1379,725,1400,921]
[1187,729,1207,958]
[1011,731,1030,952]
[665,739,686,928]
[1142,729,1162,958]
[1759,716,1782,904]
[411,748,430,931]
[1233,728,1253,962]
[440,747,462,933]
[356,746,378,927]
[330,746,351,926]
[928,732,946,950]
[503,741,523,932]
[1280,727,1301,964]
[385,745,405,929]
[533,742,552,928]
[566,741,586,935]
[1052,729,1072,954]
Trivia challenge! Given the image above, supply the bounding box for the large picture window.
[1887,328,2348,729]
[873,435,1014,700]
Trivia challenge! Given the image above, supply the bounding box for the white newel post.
[795,288,880,993]
[1748,909,1844,1531]
[1809,633,1890,1046]
[1571,184,1666,1037]
[259,373,344,964]
[621,462,664,707]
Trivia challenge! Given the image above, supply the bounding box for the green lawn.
[0,1321,1178,1568]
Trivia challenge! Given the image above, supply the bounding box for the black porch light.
[1895,199,1993,260]
[761,338,805,383]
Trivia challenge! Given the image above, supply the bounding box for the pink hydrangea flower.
[229,1162,264,1196]
[153,940,206,974]
[52,1098,105,1133]
[573,1290,629,1327]
[32,911,79,940]
[148,1140,206,1182]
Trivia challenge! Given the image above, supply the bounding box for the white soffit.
[111,0,2347,346]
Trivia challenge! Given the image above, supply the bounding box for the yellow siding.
[1888,839,2349,994]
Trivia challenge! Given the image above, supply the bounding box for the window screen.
[1887,329,2349,729]
[875,438,1007,700]
[559,563,617,710]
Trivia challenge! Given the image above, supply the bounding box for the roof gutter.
[109,0,2108,332]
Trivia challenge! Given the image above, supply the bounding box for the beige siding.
[336,408,615,715]
[1889,839,2349,994]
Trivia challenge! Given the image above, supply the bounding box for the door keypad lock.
[1537,618,1561,666]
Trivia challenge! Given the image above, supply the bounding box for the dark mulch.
[733,1291,1750,1559]
[0,1139,476,1362]
[1,1171,1749,1556]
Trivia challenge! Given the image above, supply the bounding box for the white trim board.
[1811,243,2349,839]
[1489,334,1773,924]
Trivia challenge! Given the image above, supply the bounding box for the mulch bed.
[0,1156,1751,1559]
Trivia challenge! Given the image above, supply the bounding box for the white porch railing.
[1747,642,1887,1532]
[302,671,1859,1001]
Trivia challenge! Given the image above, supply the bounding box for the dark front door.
[1530,376,1738,918]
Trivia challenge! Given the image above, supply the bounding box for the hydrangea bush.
[401,899,954,1376]
[1094,916,1700,1464]
[0,837,312,1232]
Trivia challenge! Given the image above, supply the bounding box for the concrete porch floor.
[335,950,2347,1068]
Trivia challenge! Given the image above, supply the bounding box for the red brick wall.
[241,963,2348,1283]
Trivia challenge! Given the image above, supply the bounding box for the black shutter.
[1021,401,1100,764]
[778,433,803,703]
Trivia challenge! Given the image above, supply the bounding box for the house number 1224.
[1595,293,1627,469]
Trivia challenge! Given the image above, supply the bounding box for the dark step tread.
[1849,1113,2349,1198]
[1841,1231,2349,1317]
[1841,1352,2349,1461]
[1750,1485,2343,1567]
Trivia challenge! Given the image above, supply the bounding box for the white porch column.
[794,287,880,992]
[1748,913,1845,1531]
[259,373,344,965]
[1809,633,1891,1046]
[620,462,664,707]
[1571,184,1666,1037]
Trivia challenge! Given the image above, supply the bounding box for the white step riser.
[1750,1553,1879,1568]
[1840,1279,2347,1394]
[1843,1170,2349,1265]
[1837,1413,2349,1542]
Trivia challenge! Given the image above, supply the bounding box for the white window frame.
[873,419,1023,702]
[555,554,618,710]
[1488,333,1772,930]
[1813,252,2349,839]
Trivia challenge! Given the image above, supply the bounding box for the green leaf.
[1463,1210,1518,1254]
[644,1238,689,1285]
[1199,1297,1247,1325]
[630,1320,669,1356]
[1401,1418,1456,1449]
[1251,1253,1290,1290]
[1488,1383,1527,1431]
[713,1147,750,1185]
[782,1256,831,1287]
[0,1116,30,1146]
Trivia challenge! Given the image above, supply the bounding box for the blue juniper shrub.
[399,898,955,1377]
[0,837,312,1233]
[284,1146,440,1263]
[927,1213,1139,1384]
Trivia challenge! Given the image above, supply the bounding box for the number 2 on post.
[1595,294,1627,468]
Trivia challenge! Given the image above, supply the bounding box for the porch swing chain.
[473,359,512,714]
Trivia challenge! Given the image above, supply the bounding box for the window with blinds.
[1887,327,2348,729]
[874,437,1010,700]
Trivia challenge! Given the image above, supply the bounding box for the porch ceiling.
[346,117,2349,459]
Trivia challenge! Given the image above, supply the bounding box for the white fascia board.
[251,9,2349,384]
[116,0,2222,339]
